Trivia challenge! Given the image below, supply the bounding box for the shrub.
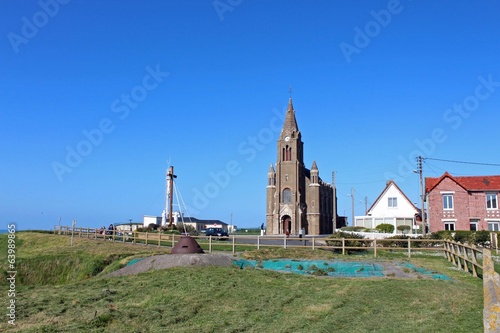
[381,235,410,248]
[474,231,490,247]
[429,230,453,240]
[325,231,366,253]
[397,225,411,235]
[341,226,366,232]
[453,230,473,244]
[376,223,395,233]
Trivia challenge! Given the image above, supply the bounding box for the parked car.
[205,227,228,239]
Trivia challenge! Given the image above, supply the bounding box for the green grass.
[0,232,167,286]
[0,232,484,332]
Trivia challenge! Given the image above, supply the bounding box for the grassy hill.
[0,232,484,332]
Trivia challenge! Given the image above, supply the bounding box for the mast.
[167,166,177,227]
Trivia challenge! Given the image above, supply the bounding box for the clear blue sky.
[1,0,500,230]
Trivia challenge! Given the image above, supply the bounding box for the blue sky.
[1,0,500,230]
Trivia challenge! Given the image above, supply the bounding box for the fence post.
[284,236,287,249]
[407,238,411,258]
[257,236,260,250]
[145,232,148,246]
[483,248,500,332]
[374,239,377,258]
[491,233,499,255]
[456,243,464,271]
[342,238,345,255]
[470,245,478,278]
[158,233,161,247]
[312,237,315,251]
[209,236,212,253]
[232,236,235,254]
[171,234,174,248]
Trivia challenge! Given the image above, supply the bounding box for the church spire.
[282,98,299,134]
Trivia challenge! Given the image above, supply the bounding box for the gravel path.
[103,254,233,278]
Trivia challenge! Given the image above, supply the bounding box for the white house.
[355,180,419,234]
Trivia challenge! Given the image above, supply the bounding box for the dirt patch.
[103,254,233,278]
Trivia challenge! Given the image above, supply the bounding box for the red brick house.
[425,172,500,232]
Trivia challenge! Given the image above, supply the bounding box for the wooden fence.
[53,225,486,260]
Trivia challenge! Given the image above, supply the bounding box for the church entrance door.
[281,215,291,235]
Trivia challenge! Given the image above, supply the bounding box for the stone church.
[266,98,336,236]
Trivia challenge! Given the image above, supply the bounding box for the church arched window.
[283,145,292,161]
[283,188,291,204]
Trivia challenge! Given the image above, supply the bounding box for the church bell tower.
[266,98,306,235]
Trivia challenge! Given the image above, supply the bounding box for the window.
[470,219,479,231]
[488,221,500,231]
[443,194,453,210]
[282,145,292,161]
[283,188,291,204]
[388,197,397,208]
[444,221,455,231]
[486,193,498,210]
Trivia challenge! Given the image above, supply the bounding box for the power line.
[424,157,500,167]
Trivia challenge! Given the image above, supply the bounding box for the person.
[286,229,290,238]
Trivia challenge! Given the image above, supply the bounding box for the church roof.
[282,98,299,134]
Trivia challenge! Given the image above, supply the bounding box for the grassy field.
[0,232,484,332]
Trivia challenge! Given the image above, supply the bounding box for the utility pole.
[416,156,426,235]
[332,171,337,230]
[351,187,355,227]
[167,166,177,227]
[364,196,368,215]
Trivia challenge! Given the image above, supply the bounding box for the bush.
[376,223,394,233]
[453,230,474,244]
[380,235,411,248]
[341,226,367,232]
[429,230,453,240]
[474,230,490,247]
[325,231,366,253]
[397,225,411,235]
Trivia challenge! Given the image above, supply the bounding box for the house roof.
[367,180,418,214]
[425,172,500,193]
[183,217,227,225]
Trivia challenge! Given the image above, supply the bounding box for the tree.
[397,225,411,235]
[376,223,395,233]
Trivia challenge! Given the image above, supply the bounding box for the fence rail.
[52,225,478,262]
